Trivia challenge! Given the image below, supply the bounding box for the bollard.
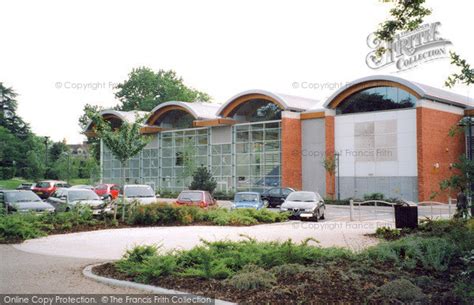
[349,199,353,221]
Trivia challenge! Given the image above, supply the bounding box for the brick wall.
[417,107,464,202]
[325,115,335,198]
[281,115,302,190]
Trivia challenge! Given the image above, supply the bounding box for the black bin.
[394,204,418,229]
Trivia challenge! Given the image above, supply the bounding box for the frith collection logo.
[366,22,452,72]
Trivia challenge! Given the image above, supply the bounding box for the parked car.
[280,191,325,221]
[94,183,120,200]
[176,190,216,208]
[232,192,264,210]
[32,180,70,199]
[70,184,95,190]
[121,184,158,205]
[0,190,55,214]
[16,183,36,190]
[46,188,111,215]
[261,187,295,207]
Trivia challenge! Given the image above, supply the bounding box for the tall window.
[336,86,417,115]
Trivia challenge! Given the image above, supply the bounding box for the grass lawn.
[0,178,30,189]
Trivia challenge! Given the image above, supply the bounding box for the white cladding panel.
[335,109,417,177]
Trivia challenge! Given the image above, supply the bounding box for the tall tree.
[0,83,29,137]
[374,0,473,88]
[87,110,151,221]
[115,67,211,111]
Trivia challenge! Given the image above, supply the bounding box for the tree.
[189,166,217,194]
[374,0,473,87]
[115,67,211,111]
[79,103,102,162]
[0,83,30,138]
[87,110,151,221]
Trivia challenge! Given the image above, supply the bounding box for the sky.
[1,0,473,144]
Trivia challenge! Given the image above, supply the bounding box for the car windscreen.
[178,192,203,201]
[5,191,42,203]
[36,182,51,188]
[125,186,155,197]
[68,190,100,201]
[235,193,259,202]
[286,192,316,202]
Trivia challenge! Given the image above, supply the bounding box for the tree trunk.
[121,162,126,222]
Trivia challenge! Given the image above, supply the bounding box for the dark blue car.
[232,192,264,210]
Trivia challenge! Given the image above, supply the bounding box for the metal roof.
[148,101,221,120]
[323,75,474,109]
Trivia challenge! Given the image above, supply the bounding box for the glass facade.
[336,86,417,115]
[101,121,281,193]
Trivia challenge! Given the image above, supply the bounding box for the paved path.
[14,218,381,260]
[0,245,143,294]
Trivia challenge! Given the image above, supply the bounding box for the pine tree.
[189,166,217,194]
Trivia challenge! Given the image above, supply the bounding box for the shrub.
[375,226,401,240]
[369,279,427,303]
[363,192,384,201]
[0,213,46,243]
[226,265,276,290]
[123,245,158,263]
[366,236,457,271]
[271,263,310,277]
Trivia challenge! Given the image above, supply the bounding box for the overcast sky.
[1,0,473,144]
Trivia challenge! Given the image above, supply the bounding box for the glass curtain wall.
[101,121,281,193]
[234,121,281,192]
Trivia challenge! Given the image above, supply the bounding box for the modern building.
[85,75,474,202]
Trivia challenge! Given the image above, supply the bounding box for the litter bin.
[394,203,418,229]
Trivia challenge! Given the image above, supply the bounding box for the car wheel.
[313,210,320,222]
[320,210,325,220]
[263,199,270,208]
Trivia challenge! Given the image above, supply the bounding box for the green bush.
[0,213,46,243]
[369,279,427,303]
[128,204,287,226]
[270,263,310,277]
[116,238,353,283]
[226,265,276,290]
[363,192,384,201]
[375,226,401,240]
[213,191,235,201]
[366,236,457,271]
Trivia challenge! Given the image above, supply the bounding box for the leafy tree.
[79,104,102,162]
[48,141,69,163]
[374,0,473,87]
[115,67,211,111]
[0,83,29,137]
[189,166,217,194]
[87,110,151,220]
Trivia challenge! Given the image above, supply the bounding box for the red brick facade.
[281,115,302,190]
[416,107,464,202]
[325,115,335,198]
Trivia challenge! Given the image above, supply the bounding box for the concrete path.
[0,245,143,294]
[13,218,383,260]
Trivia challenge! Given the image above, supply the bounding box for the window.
[336,86,417,115]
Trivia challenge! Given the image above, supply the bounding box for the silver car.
[280,191,325,221]
[47,188,111,215]
[121,185,158,205]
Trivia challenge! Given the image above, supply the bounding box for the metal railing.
[349,198,455,222]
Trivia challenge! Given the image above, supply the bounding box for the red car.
[32,180,70,199]
[176,190,216,208]
[94,183,120,200]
